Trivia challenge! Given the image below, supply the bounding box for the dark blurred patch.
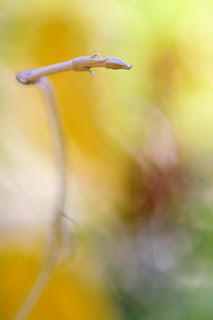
[128,159,185,225]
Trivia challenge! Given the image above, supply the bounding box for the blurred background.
[1,0,213,319]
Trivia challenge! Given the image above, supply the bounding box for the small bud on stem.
[16,54,133,84]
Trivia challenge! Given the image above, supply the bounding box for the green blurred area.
[1,0,213,319]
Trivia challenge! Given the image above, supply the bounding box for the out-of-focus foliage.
[1,0,213,319]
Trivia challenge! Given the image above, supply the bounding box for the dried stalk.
[13,54,132,320]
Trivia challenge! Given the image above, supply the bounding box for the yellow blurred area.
[1,0,213,319]
[1,247,117,320]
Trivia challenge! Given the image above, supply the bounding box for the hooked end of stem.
[15,70,34,85]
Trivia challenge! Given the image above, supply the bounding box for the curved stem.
[12,78,67,320]
[38,78,66,234]
[13,53,132,320]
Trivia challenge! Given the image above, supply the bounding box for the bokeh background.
[1,0,213,319]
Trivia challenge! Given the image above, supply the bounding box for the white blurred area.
[0,66,56,234]
[0,66,75,246]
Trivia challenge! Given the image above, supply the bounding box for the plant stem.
[13,54,132,320]
[12,78,67,320]
[16,54,132,84]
